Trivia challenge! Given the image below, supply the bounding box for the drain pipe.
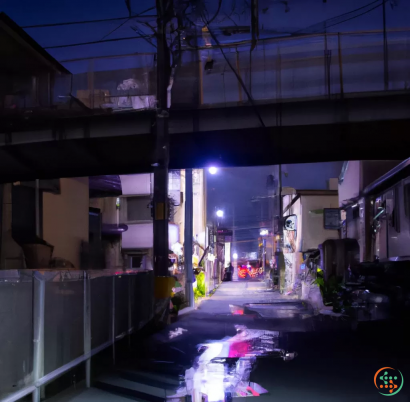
[167,68,175,109]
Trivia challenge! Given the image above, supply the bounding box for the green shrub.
[312,271,350,313]
[193,271,206,300]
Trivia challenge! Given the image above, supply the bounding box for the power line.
[183,0,388,51]
[204,22,266,128]
[293,0,383,34]
[32,1,387,53]
[322,2,384,32]
[207,0,223,25]
[60,52,155,62]
[99,18,131,41]
[21,6,156,28]
[130,25,157,49]
[43,35,155,49]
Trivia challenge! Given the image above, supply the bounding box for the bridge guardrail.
[2,31,409,117]
[57,30,410,111]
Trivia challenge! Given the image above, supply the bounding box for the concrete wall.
[283,197,302,292]
[338,161,361,207]
[43,178,89,268]
[301,195,339,251]
[339,160,402,207]
[89,197,123,269]
[193,169,206,247]
[120,174,152,196]
[0,184,24,269]
[283,194,339,292]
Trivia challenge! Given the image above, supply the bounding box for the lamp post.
[207,168,237,279]
[260,229,269,278]
[215,205,237,279]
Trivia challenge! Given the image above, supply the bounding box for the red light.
[246,386,260,396]
[238,268,247,278]
[249,268,259,278]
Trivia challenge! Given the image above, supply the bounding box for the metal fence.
[205,260,221,295]
[0,269,154,402]
[59,54,157,112]
[198,30,410,106]
[4,30,409,115]
[59,30,410,111]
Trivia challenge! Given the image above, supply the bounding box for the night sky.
[2,0,409,66]
[206,162,343,253]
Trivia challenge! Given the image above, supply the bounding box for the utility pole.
[184,169,194,307]
[153,0,171,276]
[277,164,286,293]
[35,179,40,238]
[232,206,237,280]
[382,0,389,91]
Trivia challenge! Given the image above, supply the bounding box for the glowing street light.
[233,253,238,260]
[208,167,218,175]
[260,229,269,236]
[216,209,224,218]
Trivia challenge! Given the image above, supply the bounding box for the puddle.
[168,325,297,401]
[230,301,313,318]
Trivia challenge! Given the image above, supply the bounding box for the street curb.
[178,306,196,316]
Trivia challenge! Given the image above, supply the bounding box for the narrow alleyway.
[197,281,286,314]
[46,280,410,402]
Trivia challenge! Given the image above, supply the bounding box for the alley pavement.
[140,281,410,402]
[197,280,286,314]
[46,280,410,401]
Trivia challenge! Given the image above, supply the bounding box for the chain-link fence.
[0,269,154,402]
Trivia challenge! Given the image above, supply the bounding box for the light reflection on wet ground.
[87,281,410,402]
[168,325,296,401]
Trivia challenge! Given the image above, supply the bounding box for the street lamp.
[208,167,218,175]
[233,253,238,260]
[260,229,269,236]
[216,209,224,218]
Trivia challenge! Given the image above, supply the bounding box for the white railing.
[0,269,154,402]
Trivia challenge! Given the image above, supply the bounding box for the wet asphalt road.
[137,281,410,402]
[41,281,410,401]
